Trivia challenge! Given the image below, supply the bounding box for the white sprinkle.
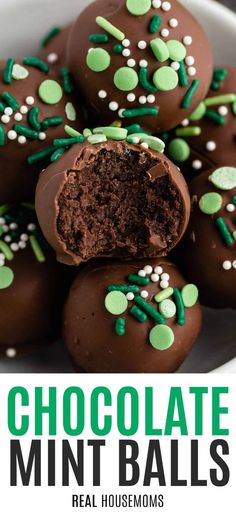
[138,270,146,277]
[151,273,159,282]
[127,93,136,102]
[4,107,13,116]
[161,28,169,38]
[2,224,9,232]
[118,109,125,118]
[218,105,228,116]
[141,142,149,150]
[160,280,169,289]
[188,66,196,76]
[122,48,131,57]
[109,101,119,111]
[27,223,36,232]
[226,204,235,213]
[9,223,17,230]
[144,265,153,275]
[98,90,107,99]
[139,96,147,105]
[141,290,149,299]
[18,135,27,144]
[162,1,172,11]
[122,38,130,47]
[1,115,10,124]
[18,241,26,249]
[138,40,147,50]
[0,253,4,260]
[39,132,47,140]
[20,233,29,242]
[20,105,28,114]
[139,59,148,68]
[10,243,19,251]
[154,266,163,275]
[147,94,155,104]
[0,218,5,224]
[171,61,180,71]
[4,236,11,243]
[222,260,232,270]
[6,348,16,358]
[47,52,59,64]
[14,112,23,122]
[152,0,161,7]
[126,292,135,301]
[26,96,35,106]
[192,159,202,170]
[233,260,236,269]
[183,36,192,46]
[161,273,170,281]
[181,118,189,127]
[206,140,216,152]
[127,58,136,68]
[0,259,5,266]
[7,130,17,140]
[185,55,195,66]
[169,18,178,27]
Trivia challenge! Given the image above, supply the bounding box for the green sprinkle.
[232,101,236,116]
[4,58,15,84]
[29,235,46,262]
[0,266,14,289]
[167,40,187,62]
[83,128,92,137]
[233,231,236,241]
[204,94,236,107]
[127,274,150,286]
[27,146,55,165]
[150,38,169,63]
[113,44,123,54]
[232,196,236,205]
[96,16,125,41]
[209,167,236,190]
[154,287,174,303]
[86,48,111,72]
[64,125,82,138]
[182,80,200,109]
[0,125,5,146]
[149,15,162,33]
[126,0,151,16]
[215,217,234,247]
[65,102,76,122]
[188,101,206,121]
[205,110,225,125]
[0,102,6,113]
[1,92,19,111]
[42,116,64,130]
[12,64,29,80]
[89,34,110,44]
[93,126,128,140]
[114,67,139,91]
[14,124,39,140]
[139,135,165,153]
[87,134,107,144]
[159,299,176,319]
[181,284,199,308]
[178,60,188,88]
[121,107,159,118]
[168,138,190,162]
[210,81,220,91]
[173,288,185,326]
[153,66,179,91]
[115,317,126,336]
[130,305,147,323]
[175,126,201,137]
[126,124,142,134]
[23,57,49,73]
[38,80,63,105]
[108,285,139,294]
[28,107,41,131]
[61,67,74,94]
[134,296,165,324]
[50,147,65,162]
[149,324,174,350]
[0,240,14,260]
[199,192,223,215]
[139,67,157,93]
[53,136,84,148]
[0,204,11,216]
[213,68,228,81]
[41,26,61,48]
[105,291,128,315]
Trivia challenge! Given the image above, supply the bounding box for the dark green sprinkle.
[204,110,225,125]
[61,67,74,94]
[14,124,39,140]
[0,102,6,112]
[173,288,185,326]
[139,67,157,93]
[122,107,159,118]
[126,124,142,135]
[232,196,236,205]
[2,92,19,111]
[107,284,140,294]
[89,34,109,43]
[160,131,170,142]
[27,146,55,165]
[134,296,165,324]
[216,217,234,247]
[53,136,84,148]
[130,305,147,323]
[41,26,61,48]
[28,107,41,131]
[113,43,123,54]
[50,147,65,162]
[127,274,150,286]
[3,58,15,84]
[23,57,49,73]
[149,15,162,34]
[0,125,5,146]
[213,68,228,82]
[42,116,64,131]
[178,60,188,87]
[181,80,200,109]
[115,317,126,336]
[210,81,220,91]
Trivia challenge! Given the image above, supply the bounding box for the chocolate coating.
[35,138,190,265]
[0,58,84,203]
[64,258,202,373]
[40,26,72,71]
[67,0,213,132]
[178,167,236,308]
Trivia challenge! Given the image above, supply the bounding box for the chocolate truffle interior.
[57,148,184,260]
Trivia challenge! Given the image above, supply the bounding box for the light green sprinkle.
[65,102,76,121]
[29,235,46,263]
[114,67,139,91]
[0,266,14,289]
[64,125,82,138]
[175,127,201,137]
[83,128,92,137]
[12,64,29,80]
[86,48,111,72]
[209,167,236,191]
[0,241,14,260]
[96,16,125,41]
[140,135,165,152]
[181,284,199,308]
[38,80,63,105]
[88,134,107,144]
[188,101,206,121]
[166,40,187,61]
[150,38,169,63]
[149,324,174,350]
[159,299,176,319]
[232,101,236,116]
[168,138,190,162]
[105,291,128,315]
[126,0,151,16]
[153,66,179,91]
[204,94,236,107]
[199,192,223,215]
[93,126,128,140]
[154,287,174,303]
[233,231,236,241]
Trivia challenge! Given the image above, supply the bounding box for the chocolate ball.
[0,57,84,203]
[67,0,213,132]
[178,166,236,308]
[64,258,202,373]
[40,25,72,71]
[35,132,190,265]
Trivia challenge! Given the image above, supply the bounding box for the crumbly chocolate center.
[57,148,184,260]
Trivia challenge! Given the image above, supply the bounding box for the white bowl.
[0,0,235,373]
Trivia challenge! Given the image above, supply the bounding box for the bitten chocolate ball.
[0,57,84,203]
[178,166,236,308]
[67,0,213,132]
[165,67,236,179]
[35,129,190,265]
[0,204,61,358]
[64,258,202,373]
[40,25,72,71]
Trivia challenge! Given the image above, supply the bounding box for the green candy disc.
[114,67,139,91]
[105,291,128,315]
[126,0,151,16]
[168,138,190,162]
[159,299,177,319]
[149,324,174,350]
[38,80,63,104]
[166,40,187,62]
[150,38,169,63]
[181,284,199,308]
[12,64,29,80]
[199,192,223,215]
[209,167,236,191]
[0,266,14,289]
[65,102,76,121]
[86,48,111,72]
[188,101,206,121]
[153,66,179,91]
